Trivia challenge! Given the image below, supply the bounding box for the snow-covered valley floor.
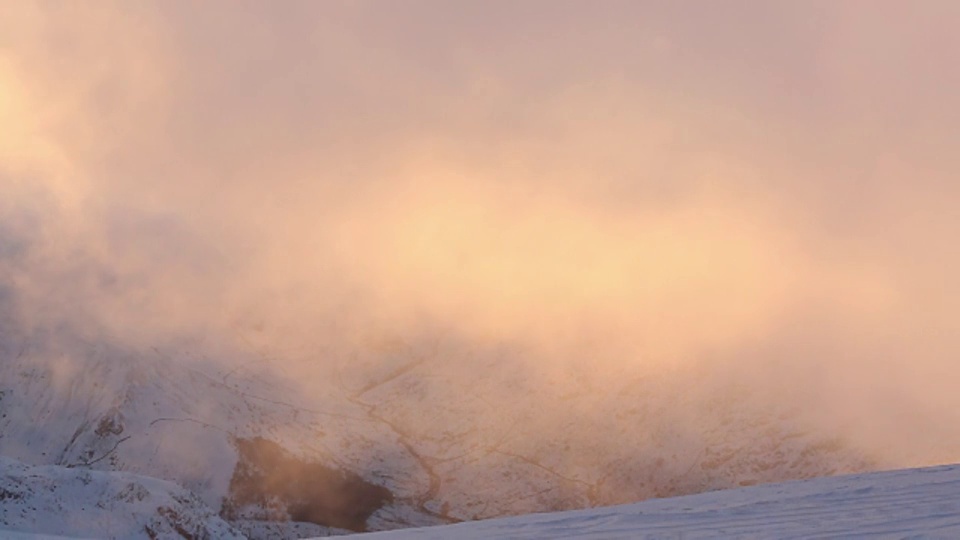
[346,463,960,539]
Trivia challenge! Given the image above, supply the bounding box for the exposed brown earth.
[222,437,393,532]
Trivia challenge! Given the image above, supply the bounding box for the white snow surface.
[0,455,243,539]
[346,463,960,539]
[0,533,93,540]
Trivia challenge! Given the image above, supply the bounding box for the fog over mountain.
[1,1,959,537]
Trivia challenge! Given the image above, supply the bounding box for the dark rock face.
[222,437,393,532]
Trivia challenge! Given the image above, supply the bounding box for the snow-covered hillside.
[0,329,877,537]
[0,333,409,535]
[348,463,960,539]
[0,455,242,539]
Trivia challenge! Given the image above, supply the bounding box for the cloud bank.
[2,1,960,471]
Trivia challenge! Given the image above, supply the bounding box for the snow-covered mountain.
[346,463,960,539]
[4,455,957,539]
[3,1,959,538]
[0,455,242,539]
[0,325,877,538]
[0,332,408,536]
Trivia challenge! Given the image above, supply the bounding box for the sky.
[2,1,960,470]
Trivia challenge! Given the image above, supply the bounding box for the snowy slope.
[0,330,876,535]
[0,533,91,540]
[0,455,242,539]
[348,463,960,539]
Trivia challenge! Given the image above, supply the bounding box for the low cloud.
[2,0,959,487]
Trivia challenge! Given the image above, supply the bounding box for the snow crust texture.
[0,455,243,539]
[348,464,960,539]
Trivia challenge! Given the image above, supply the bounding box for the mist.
[3,0,960,506]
